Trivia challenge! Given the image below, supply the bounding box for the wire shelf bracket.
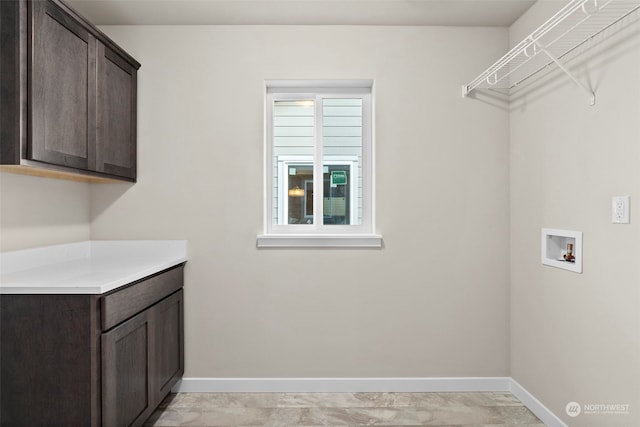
[537,42,596,105]
[462,0,640,106]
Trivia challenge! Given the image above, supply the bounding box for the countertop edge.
[0,258,187,295]
[0,240,188,295]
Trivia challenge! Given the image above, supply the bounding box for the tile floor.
[145,392,546,426]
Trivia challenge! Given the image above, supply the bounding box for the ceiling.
[65,0,538,26]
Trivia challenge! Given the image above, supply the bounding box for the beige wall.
[91,25,511,377]
[0,172,90,251]
[510,3,640,426]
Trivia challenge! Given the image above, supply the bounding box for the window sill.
[256,234,383,248]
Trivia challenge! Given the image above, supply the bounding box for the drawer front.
[102,265,183,331]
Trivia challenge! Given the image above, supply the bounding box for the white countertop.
[0,240,188,294]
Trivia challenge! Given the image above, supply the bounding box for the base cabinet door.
[102,310,153,427]
[152,290,185,403]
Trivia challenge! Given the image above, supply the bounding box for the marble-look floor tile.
[438,392,523,408]
[417,406,511,425]
[159,393,281,410]
[263,408,307,426]
[145,410,203,426]
[417,404,544,425]
[493,406,545,425]
[276,393,395,409]
[147,408,273,426]
[304,407,421,426]
[145,392,545,427]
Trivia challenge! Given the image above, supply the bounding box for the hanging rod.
[462,0,640,105]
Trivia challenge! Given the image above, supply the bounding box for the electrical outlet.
[612,196,630,224]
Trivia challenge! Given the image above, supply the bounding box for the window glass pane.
[322,98,362,225]
[273,100,314,225]
[287,164,313,224]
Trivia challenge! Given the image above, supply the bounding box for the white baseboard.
[173,377,565,425]
[173,377,511,393]
[509,379,568,427]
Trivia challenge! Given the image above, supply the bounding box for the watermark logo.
[566,401,630,417]
[566,401,582,417]
[583,403,630,416]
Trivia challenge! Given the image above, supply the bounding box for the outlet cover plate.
[612,196,630,224]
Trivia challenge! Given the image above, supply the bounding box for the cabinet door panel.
[102,310,152,427]
[153,290,184,404]
[30,0,95,169]
[97,42,137,180]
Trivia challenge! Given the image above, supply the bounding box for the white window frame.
[258,80,381,248]
[277,156,359,226]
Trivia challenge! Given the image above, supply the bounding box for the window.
[258,81,381,248]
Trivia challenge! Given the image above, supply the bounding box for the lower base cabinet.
[0,265,185,426]
[102,290,184,427]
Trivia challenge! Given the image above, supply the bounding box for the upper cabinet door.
[29,0,95,170]
[96,41,137,180]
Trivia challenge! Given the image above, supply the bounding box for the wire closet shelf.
[462,0,640,105]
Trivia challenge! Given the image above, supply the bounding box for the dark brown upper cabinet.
[30,0,96,171]
[96,42,137,179]
[0,0,140,182]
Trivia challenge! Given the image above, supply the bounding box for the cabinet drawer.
[102,265,183,330]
